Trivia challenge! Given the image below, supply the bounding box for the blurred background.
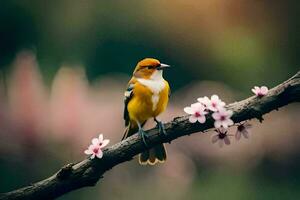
[0,1,300,199]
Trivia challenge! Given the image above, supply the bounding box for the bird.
[122,58,171,165]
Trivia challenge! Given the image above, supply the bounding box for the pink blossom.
[198,95,225,112]
[184,103,208,123]
[235,122,252,140]
[212,108,234,129]
[84,134,110,159]
[251,86,268,97]
[211,128,231,147]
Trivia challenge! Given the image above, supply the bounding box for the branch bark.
[1,71,300,200]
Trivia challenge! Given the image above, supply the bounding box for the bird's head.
[133,58,170,79]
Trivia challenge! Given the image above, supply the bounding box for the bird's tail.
[139,144,167,165]
[122,121,167,165]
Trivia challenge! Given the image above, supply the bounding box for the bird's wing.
[123,78,136,126]
[164,80,171,97]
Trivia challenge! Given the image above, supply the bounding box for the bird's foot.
[138,128,149,147]
[155,118,167,137]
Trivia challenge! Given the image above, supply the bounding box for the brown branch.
[1,71,300,200]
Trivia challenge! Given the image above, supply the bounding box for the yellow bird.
[122,58,171,165]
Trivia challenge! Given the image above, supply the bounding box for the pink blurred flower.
[84,134,110,159]
[211,128,231,147]
[198,95,225,112]
[184,103,208,123]
[50,67,90,140]
[212,108,234,129]
[8,51,49,150]
[235,122,252,140]
[251,86,268,97]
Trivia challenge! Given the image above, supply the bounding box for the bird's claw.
[155,119,167,137]
[138,128,149,147]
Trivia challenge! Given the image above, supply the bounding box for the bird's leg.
[154,118,167,136]
[137,121,148,147]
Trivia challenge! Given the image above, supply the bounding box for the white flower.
[198,95,225,112]
[251,86,268,97]
[197,96,210,107]
[184,102,208,123]
[235,122,252,141]
[84,134,110,159]
[211,128,231,147]
[92,134,110,148]
[212,108,234,129]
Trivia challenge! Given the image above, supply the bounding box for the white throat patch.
[137,70,165,111]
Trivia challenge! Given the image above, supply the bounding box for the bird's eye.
[147,66,155,69]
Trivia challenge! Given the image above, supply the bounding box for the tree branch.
[1,71,300,200]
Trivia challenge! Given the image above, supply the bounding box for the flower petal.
[84,149,92,155]
[212,112,220,120]
[197,97,203,102]
[92,138,99,145]
[192,102,204,110]
[221,122,228,129]
[189,115,198,123]
[198,96,210,105]
[219,102,226,107]
[224,136,231,145]
[90,154,96,159]
[242,130,249,139]
[96,150,103,159]
[217,107,227,115]
[198,116,206,123]
[100,139,110,148]
[184,107,194,114]
[191,103,199,108]
[208,105,218,112]
[211,95,219,101]
[87,144,94,150]
[235,130,241,141]
[227,119,234,126]
[98,134,103,142]
[226,110,233,117]
[211,135,219,143]
[214,121,222,129]
[260,86,268,95]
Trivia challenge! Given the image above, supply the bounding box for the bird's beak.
[157,63,170,70]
